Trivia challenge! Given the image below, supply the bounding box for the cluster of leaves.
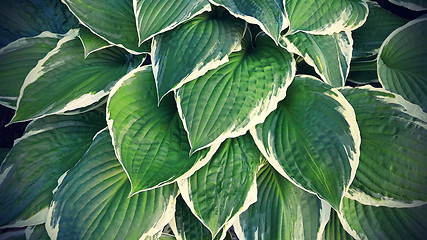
[0,0,426,239]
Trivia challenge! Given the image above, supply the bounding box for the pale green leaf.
[322,210,354,240]
[152,11,245,101]
[389,0,427,11]
[251,75,360,210]
[0,111,105,227]
[175,33,295,153]
[26,224,50,240]
[339,87,427,207]
[78,27,114,58]
[46,129,179,240]
[234,164,331,240]
[378,18,427,111]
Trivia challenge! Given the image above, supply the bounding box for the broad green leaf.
[152,11,245,101]
[281,31,352,87]
[209,0,286,43]
[389,0,427,11]
[378,18,427,111]
[12,29,144,123]
[322,210,354,240]
[338,197,427,240]
[62,0,148,54]
[234,164,331,240]
[0,111,105,227]
[284,0,368,35]
[251,75,360,210]
[46,129,179,240]
[347,57,378,85]
[0,0,78,47]
[352,1,408,59]
[178,133,262,238]
[78,27,113,58]
[134,0,211,45]
[175,33,295,153]
[107,66,219,194]
[339,87,427,207]
[26,224,49,240]
[0,32,61,109]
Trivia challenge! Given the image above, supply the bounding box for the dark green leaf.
[78,27,113,58]
[26,224,50,240]
[321,210,354,240]
[388,0,427,11]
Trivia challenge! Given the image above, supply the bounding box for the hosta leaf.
[152,11,245,101]
[0,0,78,47]
[46,129,179,240]
[322,210,353,240]
[12,29,144,123]
[352,1,408,59]
[0,32,61,109]
[234,164,331,240]
[209,0,286,43]
[284,0,368,35]
[78,27,114,58]
[338,197,427,240]
[347,57,378,85]
[0,148,9,162]
[26,224,49,240]
[107,66,219,194]
[378,18,427,111]
[251,75,360,210]
[0,111,105,227]
[389,0,427,11]
[134,0,211,45]
[339,87,427,207]
[178,133,262,238]
[175,33,295,153]
[281,31,352,87]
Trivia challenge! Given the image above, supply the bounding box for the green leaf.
[177,133,262,238]
[134,0,211,46]
[209,0,286,43]
[281,31,352,87]
[26,224,50,240]
[78,27,114,58]
[321,210,354,240]
[0,148,10,162]
[347,57,379,85]
[0,0,78,47]
[251,75,360,210]
[107,66,219,194]
[0,111,105,227]
[352,1,408,59]
[152,11,245,101]
[175,33,295,153]
[0,230,26,240]
[12,29,144,123]
[234,164,331,240]
[284,0,368,35]
[378,18,427,111]
[339,197,427,240]
[0,32,61,109]
[389,0,427,11]
[46,129,179,240]
[339,87,427,207]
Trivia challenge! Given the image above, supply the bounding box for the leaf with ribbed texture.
[107,66,219,194]
[234,164,331,240]
[134,0,211,46]
[347,57,379,85]
[178,133,262,238]
[281,31,352,87]
[352,1,408,59]
[11,29,144,123]
[389,0,427,11]
[78,27,114,58]
[0,0,78,48]
[26,224,50,240]
[284,0,368,35]
[152,11,245,101]
[175,33,295,153]
[339,87,427,207]
[378,18,427,111]
[209,0,286,43]
[251,75,360,210]
[0,32,61,109]
[339,197,427,240]
[0,110,105,227]
[322,210,354,240]
[46,129,179,240]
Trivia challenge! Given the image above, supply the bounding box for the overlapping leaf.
[12,29,144,123]
[175,33,295,153]
[389,0,427,11]
[107,66,219,194]
[46,129,179,240]
[321,210,353,240]
[340,87,427,207]
[251,75,360,209]
[281,31,352,87]
[378,18,427,111]
[152,11,245,101]
[78,27,113,58]
[26,224,50,240]
[347,57,378,85]
[0,111,105,227]
[234,164,331,240]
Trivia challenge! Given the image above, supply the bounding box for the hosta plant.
[0,0,426,239]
